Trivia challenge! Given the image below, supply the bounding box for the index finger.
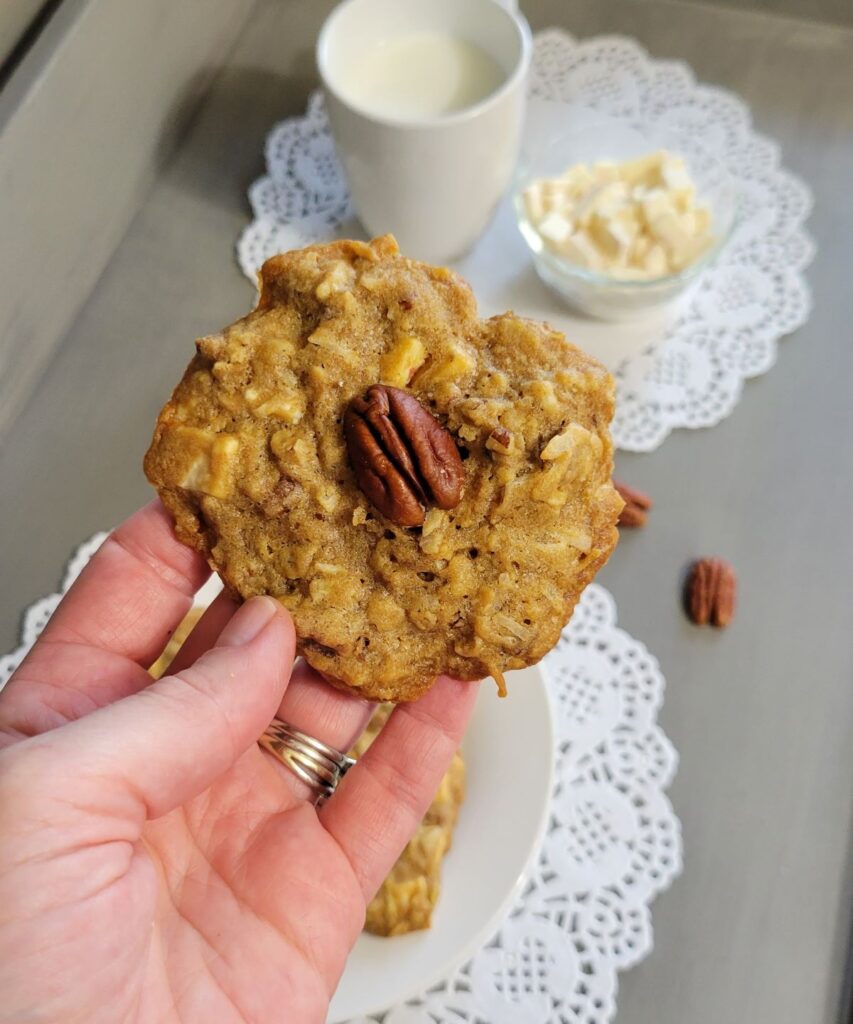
[40,499,210,666]
[0,501,210,739]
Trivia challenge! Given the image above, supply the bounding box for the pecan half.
[685,557,737,627]
[344,385,465,528]
[614,480,652,527]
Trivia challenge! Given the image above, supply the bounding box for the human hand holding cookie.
[0,237,621,1022]
[0,501,478,1021]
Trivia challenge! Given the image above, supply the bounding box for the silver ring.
[258,719,356,805]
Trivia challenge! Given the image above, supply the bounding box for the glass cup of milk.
[317,0,532,263]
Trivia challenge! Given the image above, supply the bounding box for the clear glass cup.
[513,120,738,321]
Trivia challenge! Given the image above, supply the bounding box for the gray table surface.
[2,0,852,1021]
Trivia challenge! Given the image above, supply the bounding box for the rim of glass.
[513,123,739,290]
[316,0,533,130]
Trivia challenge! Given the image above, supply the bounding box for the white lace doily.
[238,30,814,452]
[0,534,680,1024]
[0,532,109,688]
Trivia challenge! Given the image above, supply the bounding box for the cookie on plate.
[148,606,204,679]
[144,235,622,701]
[350,705,465,936]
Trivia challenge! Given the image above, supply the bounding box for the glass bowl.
[513,120,738,321]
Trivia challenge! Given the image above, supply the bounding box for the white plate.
[327,664,554,1023]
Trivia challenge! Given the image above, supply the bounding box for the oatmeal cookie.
[144,235,622,701]
[148,606,204,679]
[350,706,465,936]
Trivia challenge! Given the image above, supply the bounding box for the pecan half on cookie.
[344,385,464,528]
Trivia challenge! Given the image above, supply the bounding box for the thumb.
[32,597,295,822]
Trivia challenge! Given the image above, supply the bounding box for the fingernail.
[219,596,278,647]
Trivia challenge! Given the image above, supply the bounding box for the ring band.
[258,719,356,804]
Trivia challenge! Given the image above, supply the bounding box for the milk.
[342,32,506,120]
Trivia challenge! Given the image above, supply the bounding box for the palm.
[137,753,361,1023]
[0,503,477,1024]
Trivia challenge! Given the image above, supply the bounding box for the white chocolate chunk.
[540,431,572,461]
[643,243,668,276]
[560,231,605,271]
[541,422,594,460]
[660,155,693,191]
[575,181,630,226]
[380,334,426,387]
[641,188,677,224]
[255,394,304,423]
[589,208,638,260]
[416,343,475,385]
[537,210,572,246]
[174,427,239,499]
[315,260,356,300]
[619,151,665,186]
[560,162,596,194]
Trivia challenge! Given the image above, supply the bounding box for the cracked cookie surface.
[144,235,622,701]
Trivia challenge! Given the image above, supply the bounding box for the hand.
[0,502,478,1024]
